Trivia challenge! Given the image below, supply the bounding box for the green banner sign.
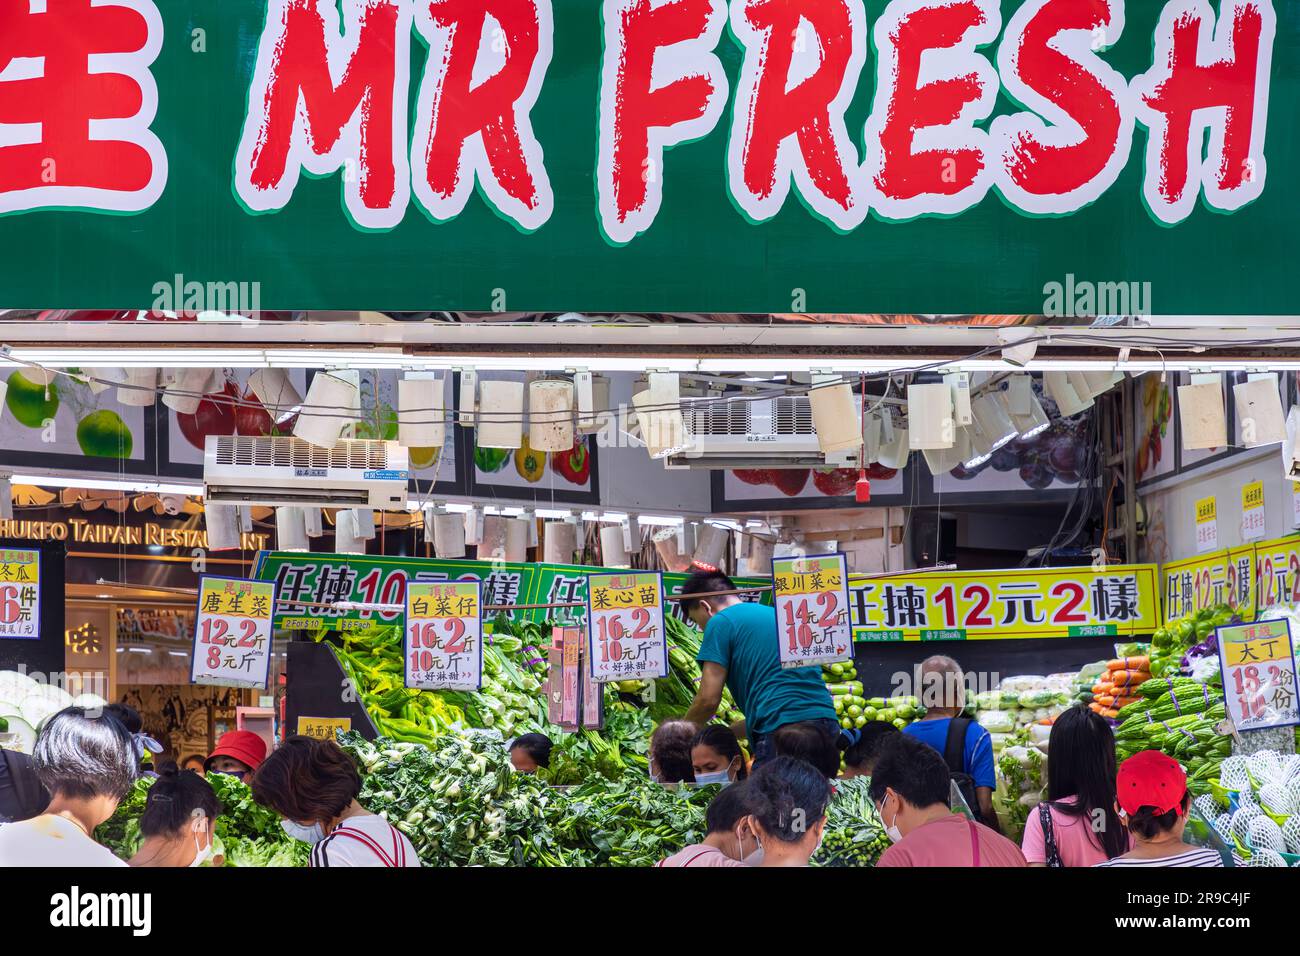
[255,551,769,631]
[0,1,1292,314]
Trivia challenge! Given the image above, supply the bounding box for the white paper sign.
[586,572,667,682]
[1195,496,1218,553]
[772,553,853,669]
[191,576,277,689]
[404,581,483,691]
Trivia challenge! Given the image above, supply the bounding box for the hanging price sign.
[190,576,277,689]
[586,572,667,683]
[404,581,483,691]
[1241,481,1266,542]
[1195,495,1218,553]
[1216,618,1299,732]
[772,553,852,669]
[0,548,40,640]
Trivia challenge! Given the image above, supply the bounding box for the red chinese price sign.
[404,581,482,691]
[1216,618,1299,732]
[772,553,851,669]
[190,576,277,689]
[0,549,40,640]
[586,572,667,682]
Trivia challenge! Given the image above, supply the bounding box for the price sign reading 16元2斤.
[772,553,852,669]
[586,571,668,683]
[404,581,483,692]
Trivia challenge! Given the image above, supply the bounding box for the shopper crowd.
[0,647,1228,868]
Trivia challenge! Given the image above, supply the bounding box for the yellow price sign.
[296,717,351,741]
[1196,496,1217,523]
[586,571,667,682]
[0,547,40,639]
[774,556,845,597]
[408,581,480,620]
[1242,481,1264,511]
[1216,618,1300,731]
[191,575,279,689]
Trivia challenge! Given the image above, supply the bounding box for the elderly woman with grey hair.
[0,707,137,866]
[902,655,1003,833]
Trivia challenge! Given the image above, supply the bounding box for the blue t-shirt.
[696,602,836,736]
[904,718,996,790]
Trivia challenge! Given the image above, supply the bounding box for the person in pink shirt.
[1022,707,1129,866]
[658,781,759,867]
[869,734,1026,867]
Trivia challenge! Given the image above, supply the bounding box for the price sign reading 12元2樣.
[586,571,668,683]
[405,581,483,692]
[1215,618,1300,732]
[190,576,277,689]
[772,553,852,669]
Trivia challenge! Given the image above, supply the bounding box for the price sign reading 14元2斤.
[586,571,668,683]
[772,553,852,669]
[1215,618,1300,732]
[405,581,483,692]
[190,575,277,689]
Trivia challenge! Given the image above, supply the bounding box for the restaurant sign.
[0,0,1288,313]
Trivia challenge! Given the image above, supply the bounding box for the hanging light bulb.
[1044,372,1093,417]
[1002,377,1052,439]
[907,382,955,449]
[397,373,446,449]
[294,370,360,448]
[204,503,241,552]
[476,380,525,449]
[275,507,309,552]
[529,379,576,452]
[809,375,863,454]
[970,393,1018,453]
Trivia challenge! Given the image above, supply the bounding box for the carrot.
[1088,702,1103,713]
[1098,707,1120,719]
[1107,656,1150,672]
[1108,670,1150,686]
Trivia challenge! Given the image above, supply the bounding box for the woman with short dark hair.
[128,769,222,867]
[745,756,831,867]
[0,707,137,867]
[249,735,420,867]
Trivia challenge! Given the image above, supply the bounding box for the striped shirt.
[1093,847,1223,868]
[310,814,420,868]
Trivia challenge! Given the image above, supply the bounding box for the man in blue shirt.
[903,654,1001,832]
[680,571,838,767]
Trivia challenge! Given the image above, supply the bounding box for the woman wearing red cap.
[204,731,267,781]
[1093,751,1223,867]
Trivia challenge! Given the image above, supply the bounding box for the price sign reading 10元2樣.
[586,571,668,683]
[405,580,483,692]
[772,553,853,669]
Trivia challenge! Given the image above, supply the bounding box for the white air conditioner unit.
[664,396,858,470]
[203,436,409,509]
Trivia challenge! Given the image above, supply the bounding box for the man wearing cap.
[205,731,267,781]
[1093,751,1223,867]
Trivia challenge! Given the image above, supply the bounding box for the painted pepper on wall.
[552,440,590,486]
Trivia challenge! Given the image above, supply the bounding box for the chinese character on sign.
[881,584,927,629]
[548,575,586,607]
[1091,576,1139,622]
[0,0,167,215]
[996,582,1046,625]
[274,563,317,613]
[484,572,522,609]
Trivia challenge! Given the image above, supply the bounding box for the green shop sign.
[255,551,770,631]
[0,0,1290,314]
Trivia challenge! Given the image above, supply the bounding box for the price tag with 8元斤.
[191,575,277,689]
[1215,618,1300,732]
[586,571,668,682]
[772,553,852,669]
[405,580,483,691]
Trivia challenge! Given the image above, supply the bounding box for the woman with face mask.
[129,769,223,867]
[657,782,758,867]
[691,725,748,785]
[249,736,421,867]
[744,756,832,867]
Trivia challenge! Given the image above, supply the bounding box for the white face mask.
[879,795,904,844]
[282,819,326,844]
[739,828,764,866]
[190,833,216,868]
[694,758,738,787]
